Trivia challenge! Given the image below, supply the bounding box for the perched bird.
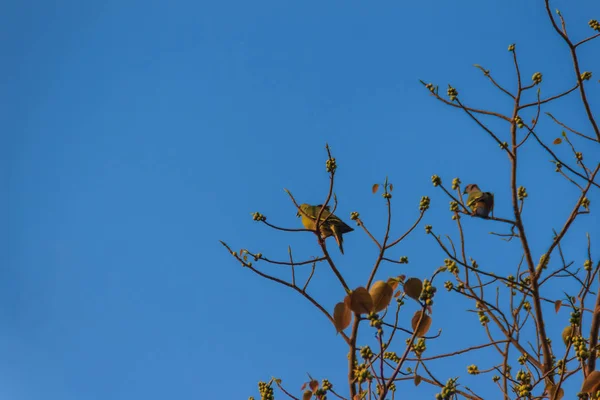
[297,203,354,254]
[463,184,494,218]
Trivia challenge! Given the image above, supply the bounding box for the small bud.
[420,196,431,211]
[581,197,590,211]
[589,19,600,32]
[555,161,562,172]
[350,211,360,221]
[581,71,593,81]
[467,365,479,375]
[425,82,436,93]
[517,186,528,200]
[575,152,583,161]
[500,142,508,150]
[252,212,266,222]
[584,259,592,271]
[431,175,442,187]
[532,72,543,85]
[508,43,515,52]
[451,177,461,190]
[514,115,524,129]
[447,85,458,101]
[538,254,550,271]
[326,157,337,173]
[399,256,409,264]
[425,225,432,234]
[449,201,459,212]
[445,259,459,274]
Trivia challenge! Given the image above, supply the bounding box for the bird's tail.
[331,224,344,254]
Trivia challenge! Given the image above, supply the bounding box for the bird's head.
[296,203,310,217]
[463,183,481,194]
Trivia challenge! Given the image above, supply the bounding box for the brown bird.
[463,184,494,218]
[297,204,354,254]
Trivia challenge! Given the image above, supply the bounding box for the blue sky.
[3,0,600,398]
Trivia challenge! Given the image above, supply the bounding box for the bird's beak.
[296,211,301,217]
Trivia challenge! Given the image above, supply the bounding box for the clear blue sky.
[3,0,599,398]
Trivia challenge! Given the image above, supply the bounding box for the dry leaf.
[562,326,573,346]
[309,380,319,392]
[333,302,352,332]
[553,138,562,145]
[404,278,423,300]
[302,390,313,400]
[387,278,399,291]
[411,310,432,337]
[555,300,562,313]
[581,370,600,393]
[370,281,394,312]
[547,383,564,400]
[350,287,373,314]
[372,184,380,194]
[414,374,422,386]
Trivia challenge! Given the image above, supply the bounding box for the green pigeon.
[463,184,494,218]
[297,203,354,254]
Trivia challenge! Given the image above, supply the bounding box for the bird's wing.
[466,191,485,207]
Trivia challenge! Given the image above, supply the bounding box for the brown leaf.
[370,281,394,312]
[386,278,400,291]
[553,138,562,145]
[372,184,380,194]
[547,383,564,400]
[302,390,313,400]
[554,300,562,313]
[301,383,307,390]
[581,370,600,393]
[333,302,352,332]
[394,290,402,298]
[411,310,432,337]
[404,278,423,301]
[414,374,422,386]
[309,380,319,392]
[350,287,373,314]
[555,388,564,400]
[389,184,394,192]
[562,326,573,346]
